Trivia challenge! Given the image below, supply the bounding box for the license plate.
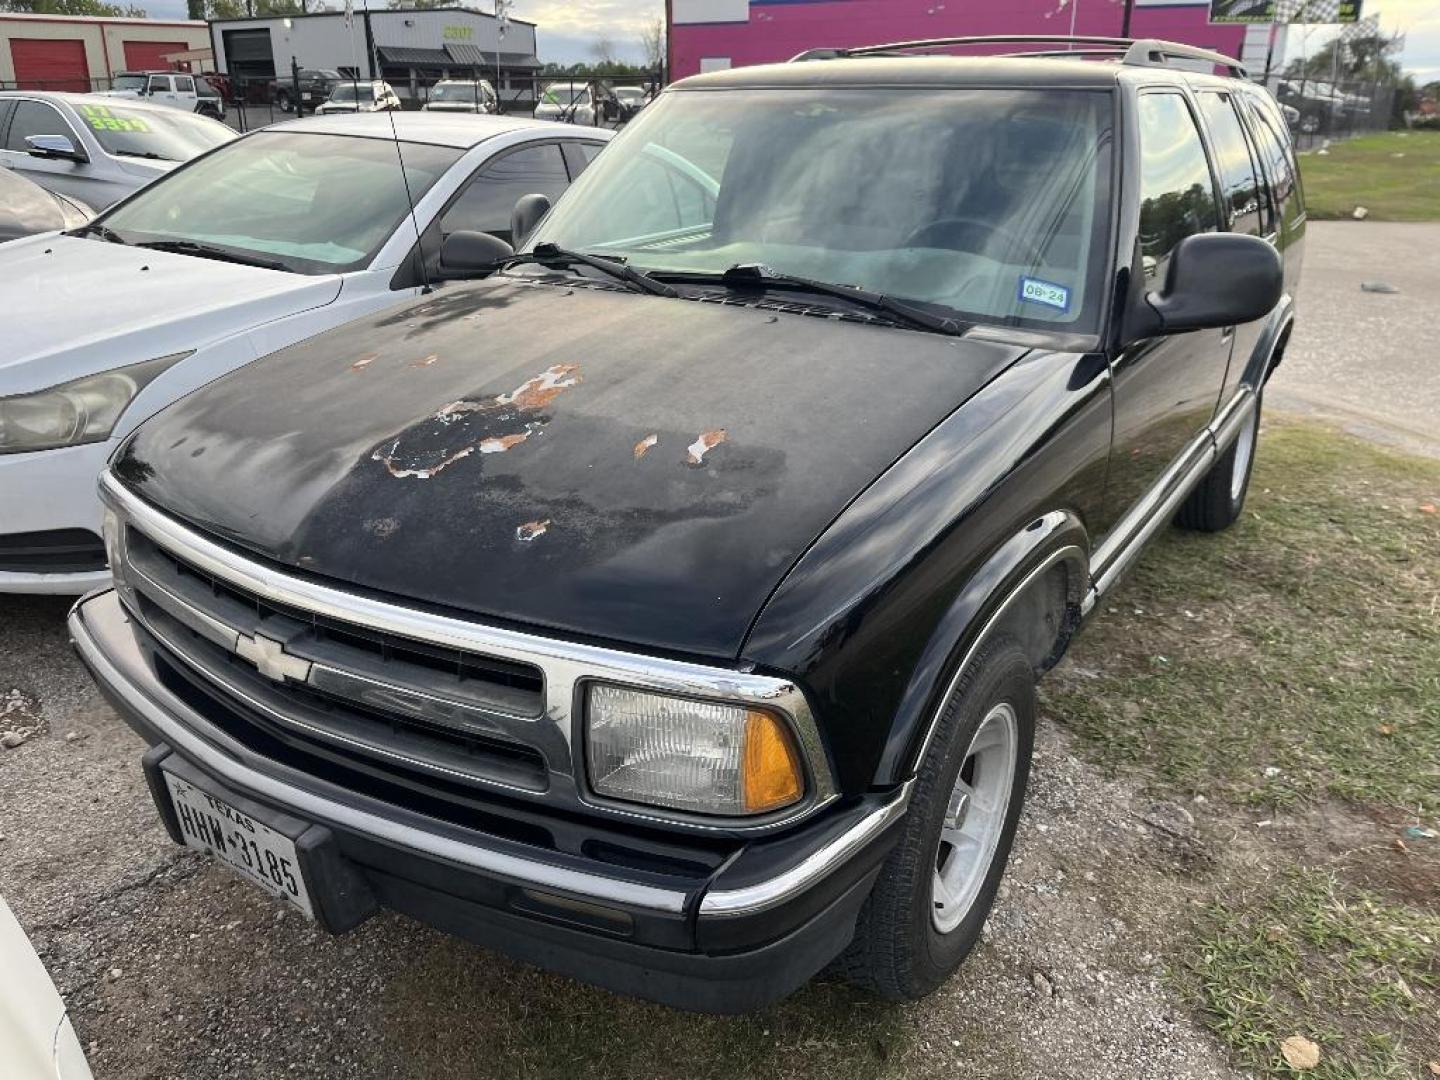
[163,771,315,919]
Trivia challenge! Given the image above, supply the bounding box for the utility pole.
[1121,0,1135,37]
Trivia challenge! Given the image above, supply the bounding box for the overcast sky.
[143,0,1437,81]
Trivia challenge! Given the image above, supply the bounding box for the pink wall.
[670,1,1249,81]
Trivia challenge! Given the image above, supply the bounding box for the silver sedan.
[0,91,235,209]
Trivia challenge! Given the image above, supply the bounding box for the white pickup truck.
[101,71,200,113]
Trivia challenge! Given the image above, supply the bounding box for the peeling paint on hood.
[116,280,1030,658]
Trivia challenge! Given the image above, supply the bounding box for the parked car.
[613,85,650,121]
[69,39,1303,1011]
[0,164,91,242]
[0,897,92,1080]
[0,113,610,594]
[423,78,499,114]
[194,75,226,122]
[314,80,403,114]
[0,92,235,208]
[100,70,200,113]
[271,69,345,114]
[533,79,618,126]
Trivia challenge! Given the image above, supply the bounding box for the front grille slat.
[122,527,554,799]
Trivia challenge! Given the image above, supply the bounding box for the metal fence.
[0,71,660,134]
[1261,73,1397,151]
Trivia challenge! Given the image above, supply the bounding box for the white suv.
[101,71,200,113]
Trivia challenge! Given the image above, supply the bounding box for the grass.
[1299,131,1440,221]
[1046,420,1440,820]
[1188,870,1439,1079]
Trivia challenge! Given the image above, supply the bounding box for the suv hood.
[115,279,1027,658]
[0,234,342,393]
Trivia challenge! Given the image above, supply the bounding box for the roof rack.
[790,35,1248,79]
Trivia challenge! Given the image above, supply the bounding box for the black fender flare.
[871,511,1091,786]
[1242,293,1296,389]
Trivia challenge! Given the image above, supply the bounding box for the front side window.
[1197,92,1263,236]
[530,87,1115,332]
[112,74,148,91]
[1136,92,1219,282]
[439,143,570,244]
[72,102,233,161]
[4,100,79,152]
[149,76,173,93]
[101,131,461,273]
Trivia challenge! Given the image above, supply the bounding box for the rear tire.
[1176,392,1261,533]
[838,634,1035,1000]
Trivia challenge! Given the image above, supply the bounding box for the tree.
[638,16,664,74]
[589,35,617,68]
[0,0,147,14]
[1285,31,1405,84]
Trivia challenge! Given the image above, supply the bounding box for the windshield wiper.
[500,242,679,298]
[68,222,129,245]
[666,264,969,337]
[114,150,168,161]
[135,239,289,272]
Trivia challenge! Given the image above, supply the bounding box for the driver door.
[1102,90,1232,541]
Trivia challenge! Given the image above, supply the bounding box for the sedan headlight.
[585,684,806,817]
[0,353,187,455]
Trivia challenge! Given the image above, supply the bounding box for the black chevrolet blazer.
[71,36,1304,1013]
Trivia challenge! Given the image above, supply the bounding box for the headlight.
[0,353,187,455]
[585,684,805,817]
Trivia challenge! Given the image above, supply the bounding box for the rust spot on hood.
[516,519,551,543]
[372,364,582,480]
[350,352,379,372]
[633,433,659,460]
[686,429,728,467]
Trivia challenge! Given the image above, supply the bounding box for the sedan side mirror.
[1132,233,1282,337]
[438,229,514,280]
[511,193,552,248]
[25,134,87,164]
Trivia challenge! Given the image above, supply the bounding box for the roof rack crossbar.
[790,35,1247,79]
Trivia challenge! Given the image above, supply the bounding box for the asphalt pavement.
[1268,220,1440,456]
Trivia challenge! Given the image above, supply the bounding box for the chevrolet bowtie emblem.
[234,632,312,683]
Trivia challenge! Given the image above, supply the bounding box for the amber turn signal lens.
[742,711,804,813]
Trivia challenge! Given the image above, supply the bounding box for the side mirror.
[511,193,552,248]
[26,135,86,163]
[1132,233,1282,337]
[439,229,514,279]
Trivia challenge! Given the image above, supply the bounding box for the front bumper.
[0,440,113,594]
[70,589,906,1012]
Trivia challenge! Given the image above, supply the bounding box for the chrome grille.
[120,526,557,796]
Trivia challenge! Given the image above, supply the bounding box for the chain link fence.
[1261,73,1398,150]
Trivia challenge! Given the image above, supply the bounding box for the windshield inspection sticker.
[1018,277,1071,313]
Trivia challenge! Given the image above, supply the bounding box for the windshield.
[542,84,585,105]
[329,83,374,101]
[113,74,148,91]
[100,131,461,273]
[432,83,482,101]
[75,102,234,162]
[529,88,1114,333]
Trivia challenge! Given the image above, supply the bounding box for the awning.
[443,44,543,69]
[375,46,452,67]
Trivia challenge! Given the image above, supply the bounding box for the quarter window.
[439,143,570,245]
[1136,93,1219,281]
[1246,97,1302,232]
[1197,92,1264,236]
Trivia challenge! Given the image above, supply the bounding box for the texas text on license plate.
[163,771,315,919]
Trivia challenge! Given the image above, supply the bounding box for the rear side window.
[1136,93,1219,282]
[1245,97,1302,233]
[175,76,195,94]
[1197,92,1264,237]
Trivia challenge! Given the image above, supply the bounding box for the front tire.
[1176,392,1261,533]
[276,90,293,113]
[838,634,1035,1000]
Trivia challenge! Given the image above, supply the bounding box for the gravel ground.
[0,591,1236,1080]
